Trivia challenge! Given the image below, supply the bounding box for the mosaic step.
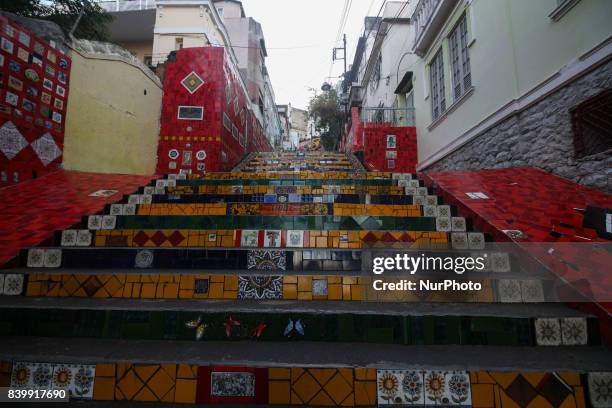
[166,184,408,195]
[1,359,605,407]
[0,307,599,346]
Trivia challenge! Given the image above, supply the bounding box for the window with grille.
[429,49,445,120]
[449,14,471,101]
[571,89,612,159]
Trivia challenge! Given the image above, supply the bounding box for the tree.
[308,88,345,151]
[1,0,113,41]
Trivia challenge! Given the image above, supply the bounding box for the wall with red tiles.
[157,47,271,175]
[344,107,364,152]
[0,16,71,186]
[363,125,417,172]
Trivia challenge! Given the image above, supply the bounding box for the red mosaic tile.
[0,169,155,266]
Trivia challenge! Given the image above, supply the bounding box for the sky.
[238,0,386,110]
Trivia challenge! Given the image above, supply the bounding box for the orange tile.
[471,384,495,408]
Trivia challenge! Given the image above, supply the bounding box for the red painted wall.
[0,16,71,185]
[157,47,271,175]
[363,125,417,172]
[344,107,364,152]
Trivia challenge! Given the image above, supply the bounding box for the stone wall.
[426,59,612,193]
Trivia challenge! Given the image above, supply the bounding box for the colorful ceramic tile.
[312,279,328,296]
[286,230,304,248]
[247,250,286,271]
[451,217,467,232]
[497,279,522,303]
[263,230,281,247]
[101,215,116,230]
[560,317,587,345]
[181,71,205,94]
[109,204,123,216]
[520,279,545,303]
[241,230,259,247]
[534,318,562,346]
[76,230,92,246]
[490,252,511,272]
[423,205,437,217]
[194,278,209,294]
[436,217,451,232]
[263,194,277,203]
[43,248,62,267]
[211,371,255,397]
[27,248,45,267]
[588,372,612,408]
[467,232,485,250]
[0,121,28,160]
[377,370,425,405]
[451,232,468,250]
[123,204,136,215]
[87,215,102,230]
[31,132,61,166]
[238,275,282,299]
[134,249,154,268]
[2,273,24,295]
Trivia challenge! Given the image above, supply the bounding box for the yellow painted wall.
[62,50,162,175]
[117,40,153,63]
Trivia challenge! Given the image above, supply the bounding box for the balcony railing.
[411,0,457,56]
[361,108,415,127]
[97,0,157,12]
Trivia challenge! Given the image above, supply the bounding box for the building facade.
[410,0,612,192]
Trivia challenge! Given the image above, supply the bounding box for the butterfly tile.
[413,196,425,206]
[534,318,562,346]
[143,186,155,195]
[405,186,417,195]
[425,195,438,206]
[61,230,78,246]
[497,279,522,303]
[560,317,587,345]
[286,230,304,248]
[3,274,24,295]
[43,249,62,267]
[247,250,286,271]
[417,187,428,196]
[27,248,45,267]
[588,372,612,408]
[139,194,152,204]
[127,195,140,205]
[238,275,282,299]
[241,230,259,247]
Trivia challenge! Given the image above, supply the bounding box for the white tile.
[451,217,467,232]
[425,195,438,206]
[436,217,451,232]
[127,195,140,205]
[3,274,23,295]
[123,204,136,216]
[436,205,451,218]
[143,186,155,195]
[534,318,562,346]
[417,187,428,196]
[520,280,545,303]
[241,230,259,247]
[61,230,77,246]
[101,215,116,230]
[560,317,587,345]
[497,279,522,303]
[43,249,62,267]
[76,230,92,247]
[467,232,485,250]
[490,252,511,272]
[87,215,102,230]
[286,230,304,248]
[423,205,437,217]
[263,230,281,247]
[451,233,469,250]
[27,248,45,267]
[588,372,612,408]
[139,194,152,204]
[109,204,123,216]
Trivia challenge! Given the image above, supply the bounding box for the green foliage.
[1,0,113,41]
[308,88,345,151]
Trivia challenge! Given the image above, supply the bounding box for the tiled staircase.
[0,151,610,406]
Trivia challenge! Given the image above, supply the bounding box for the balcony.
[361,107,415,127]
[97,0,158,12]
[349,85,364,108]
[411,0,458,57]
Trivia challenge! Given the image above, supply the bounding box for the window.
[217,7,224,17]
[371,54,382,90]
[429,49,445,120]
[175,37,183,50]
[177,106,203,120]
[223,113,232,131]
[571,89,612,159]
[449,14,471,100]
[143,55,152,66]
